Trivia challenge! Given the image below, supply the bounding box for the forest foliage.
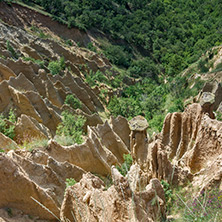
[4,0,221,133]
[18,0,222,76]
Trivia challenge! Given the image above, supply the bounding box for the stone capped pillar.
[129,116,149,170]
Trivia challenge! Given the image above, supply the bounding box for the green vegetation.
[9,0,215,133]
[65,178,77,188]
[216,111,222,121]
[108,76,204,133]
[6,40,19,59]
[85,70,109,87]
[163,183,222,221]
[19,138,48,152]
[0,109,16,140]
[48,57,65,75]
[20,0,222,76]
[116,154,133,176]
[56,111,85,145]
[87,42,97,52]
[64,94,82,109]
[22,56,45,68]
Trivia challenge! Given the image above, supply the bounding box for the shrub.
[0,109,16,140]
[128,58,159,79]
[85,70,109,87]
[64,94,82,109]
[216,111,222,121]
[65,39,73,46]
[48,57,65,75]
[161,180,174,211]
[38,30,49,39]
[103,45,131,68]
[6,40,18,59]
[198,58,209,73]
[116,154,133,176]
[56,111,85,145]
[65,178,77,188]
[19,138,48,152]
[87,42,97,52]
[22,57,45,68]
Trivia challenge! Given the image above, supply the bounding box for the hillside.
[1,1,222,222]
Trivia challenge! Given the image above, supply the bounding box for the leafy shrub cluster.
[22,57,45,68]
[6,40,19,59]
[0,109,16,140]
[65,178,77,188]
[85,70,109,87]
[48,57,65,75]
[108,76,204,133]
[56,111,85,145]
[64,94,82,109]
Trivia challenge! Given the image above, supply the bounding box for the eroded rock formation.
[61,170,166,222]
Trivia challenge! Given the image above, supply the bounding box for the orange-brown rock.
[14,114,50,144]
[91,121,129,163]
[0,63,16,82]
[46,126,119,176]
[110,115,131,150]
[60,171,166,222]
[0,132,17,151]
[129,116,149,169]
[0,153,60,221]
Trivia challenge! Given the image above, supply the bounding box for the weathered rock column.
[199,92,215,118]
[129,116,149,170]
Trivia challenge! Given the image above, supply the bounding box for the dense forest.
[3,0,222,133]
[19,0,222,74]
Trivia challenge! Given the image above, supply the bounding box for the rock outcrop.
[61,170,166,222]
[2,1,222,221]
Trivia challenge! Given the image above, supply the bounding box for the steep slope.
[2,1,222,222]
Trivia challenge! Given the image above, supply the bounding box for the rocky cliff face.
[1,2,222,222]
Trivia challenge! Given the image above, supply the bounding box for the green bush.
[85,70,109,87]
[48,57,65,75]
[216,111,222,121]
[23,57,45,68]
[161,180,173,204]
[87,42,97,52]
[64,94,82,109]
[198,58,209,73]
[6,40,18,59]
[0,109,16,140]
[65,178,77,188]
[56,111,85,145]
[103,45,132,68]
[116,154,133,176]
[128,58,159,79]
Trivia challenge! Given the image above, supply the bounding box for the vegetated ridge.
[1,0,222,221]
